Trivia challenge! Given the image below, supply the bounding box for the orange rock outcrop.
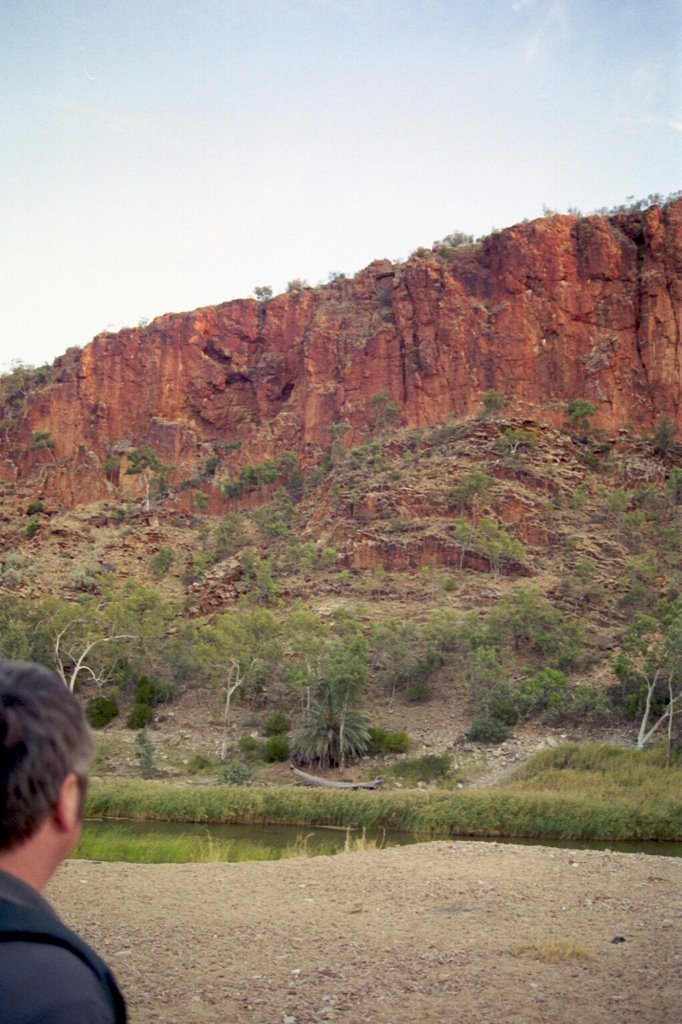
[2,202,680,507]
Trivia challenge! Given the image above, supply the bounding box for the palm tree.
[294,679,371,769]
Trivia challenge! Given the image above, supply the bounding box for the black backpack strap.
[0,898,127,1023]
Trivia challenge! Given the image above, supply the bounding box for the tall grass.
[75,826,349,863]
[86,742,682,844]
[75,828,272,864]
[498,742,682,803]
[74,823,383,863]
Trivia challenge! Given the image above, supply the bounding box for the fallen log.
[290,765,383,790]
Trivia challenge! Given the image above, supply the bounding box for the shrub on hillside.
[136,676,175,707]
[264,711,291,736]
[467,715,510,744]
[238,735,264,760]
[389,752,452,783]
[86,695,119,729]
[516,669,570,723]
[127,703,153,729]
[263,734,290,762]
[219,759,253,785]
[150,545,175,577]
[366,726,410,756]
[25,516,40,539]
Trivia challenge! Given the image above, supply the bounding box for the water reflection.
[78,819,682,863]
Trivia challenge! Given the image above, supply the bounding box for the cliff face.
[2,201,681,507]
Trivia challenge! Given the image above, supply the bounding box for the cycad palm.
[295,679,371,769]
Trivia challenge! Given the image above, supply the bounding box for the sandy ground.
[48,843,680,1024]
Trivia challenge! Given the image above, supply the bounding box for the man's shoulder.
[0,897,126,1023]
[0,939,117,1023]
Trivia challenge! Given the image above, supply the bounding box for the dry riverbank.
[49,842,680,1024]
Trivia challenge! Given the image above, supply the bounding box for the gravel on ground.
[48,842,681,1024]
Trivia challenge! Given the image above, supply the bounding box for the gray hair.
[0,660,94,851]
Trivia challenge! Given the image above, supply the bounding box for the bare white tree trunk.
[53,627,137,691]
[636,669,681,749]
[219,659,244,762]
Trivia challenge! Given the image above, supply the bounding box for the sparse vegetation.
[25,515,40,538]
[652,415,678,457]
[513,939,592,963]
[31,429,55,451]
[150,545,175,577]
[481,390,508,417]
[565,398,598,437]
[366,726,410,756]
[86,695,120,728]
[135,729,157,778]
[493,428,536,456]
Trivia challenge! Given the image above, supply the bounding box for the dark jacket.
[0,868,127,1024]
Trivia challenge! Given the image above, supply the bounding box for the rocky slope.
[1,201,680,509]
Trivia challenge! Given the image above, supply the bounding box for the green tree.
[253,285,273,301]
[150,546,175,578]
[44,596,137,693]
[196,610,280,760]
[453,517,525,576]
[368,391,400,433]
[371,618,420,709]
[481,390,508,417]
[493,428,536,457]
[614,609,682,755]
[125,446,170,511]
[276,451,305,501]
[0,361,51,407]
[101,578,178,681]
[328,421,350,464]
[286,278,308,293]
[241,551,280,604]
[0,594,49,664]
[295,679,371,769]
[453,516,478,569]
[487,587,582,670]
[31,430,55,457]
[652,416,678,458]
[477,520,526,577]
[294,617,371,768]
[516,668,570,723]
[283,605,331,712]
[43,579,176,693]
[213,513,246,559]
[450,471,494,525]
[25,516,40,538]
[565,398,597,438]
[433,230,474,252]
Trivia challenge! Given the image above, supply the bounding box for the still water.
[79,818,682,862]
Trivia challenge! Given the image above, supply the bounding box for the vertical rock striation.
[1,201,680,507]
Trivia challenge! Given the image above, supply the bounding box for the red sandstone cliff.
[1,201,680,507]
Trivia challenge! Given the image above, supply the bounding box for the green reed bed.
[87,780,432,833]
[87,742,682,845]
[74,826,350,864]
[75,828,267,864]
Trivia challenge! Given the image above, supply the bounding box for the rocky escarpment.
[1,201,680,508]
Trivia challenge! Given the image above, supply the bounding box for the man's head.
[0,660,93,856]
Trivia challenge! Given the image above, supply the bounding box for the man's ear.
[52,772,82,834]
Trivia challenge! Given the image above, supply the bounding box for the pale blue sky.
[1,0,680,371]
